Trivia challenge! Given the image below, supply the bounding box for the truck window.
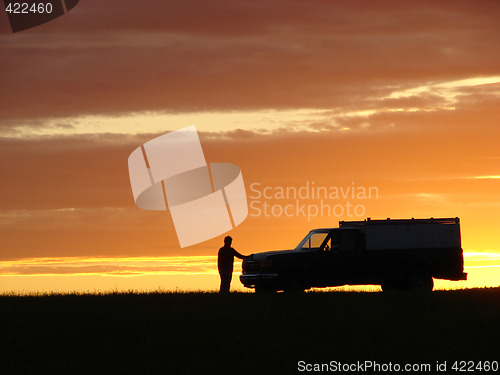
[297,232,329,250]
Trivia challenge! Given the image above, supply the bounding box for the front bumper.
[240,273,279,288]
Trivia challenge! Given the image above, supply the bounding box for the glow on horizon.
[0,252,499,294]
[0,255,219,276]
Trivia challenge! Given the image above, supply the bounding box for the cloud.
[2,0,500,262]
[1,0,500,122]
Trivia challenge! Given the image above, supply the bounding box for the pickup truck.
[240,217,467,292]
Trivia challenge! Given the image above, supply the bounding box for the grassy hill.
[1,288,499,374]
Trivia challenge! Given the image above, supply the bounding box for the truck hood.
[251,249,294,260]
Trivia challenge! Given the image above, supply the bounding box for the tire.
[408,270,433,292]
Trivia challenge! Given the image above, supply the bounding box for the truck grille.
[242,260,261,273]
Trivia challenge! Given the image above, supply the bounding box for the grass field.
[0,288,499,374]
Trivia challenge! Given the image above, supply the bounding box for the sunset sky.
[1,0,500,293]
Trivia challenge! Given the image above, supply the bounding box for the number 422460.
[5,2,53,14]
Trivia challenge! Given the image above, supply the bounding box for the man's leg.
[219,269,232,293]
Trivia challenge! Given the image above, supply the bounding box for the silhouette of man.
[218,236,250,293]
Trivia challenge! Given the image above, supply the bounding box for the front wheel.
[255,286,277,294]
[282,272,305,293]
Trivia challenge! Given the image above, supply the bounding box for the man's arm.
[232,248,251,260]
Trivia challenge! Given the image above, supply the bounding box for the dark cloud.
[1,0,500,122]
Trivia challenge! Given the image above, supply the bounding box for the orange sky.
[1,0,500,292]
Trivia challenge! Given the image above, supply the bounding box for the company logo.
[128,126,248,248]
[3,0,79,33]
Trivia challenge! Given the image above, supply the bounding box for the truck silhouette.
[240,217,467,292]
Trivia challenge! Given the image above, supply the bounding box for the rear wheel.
[408,270,433,292]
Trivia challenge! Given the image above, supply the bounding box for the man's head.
[224,236,232,246]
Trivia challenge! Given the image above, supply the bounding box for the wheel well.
[407,262,432,277]
[278,268,306,290]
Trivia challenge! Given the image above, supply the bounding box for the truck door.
[329,229,365,283]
